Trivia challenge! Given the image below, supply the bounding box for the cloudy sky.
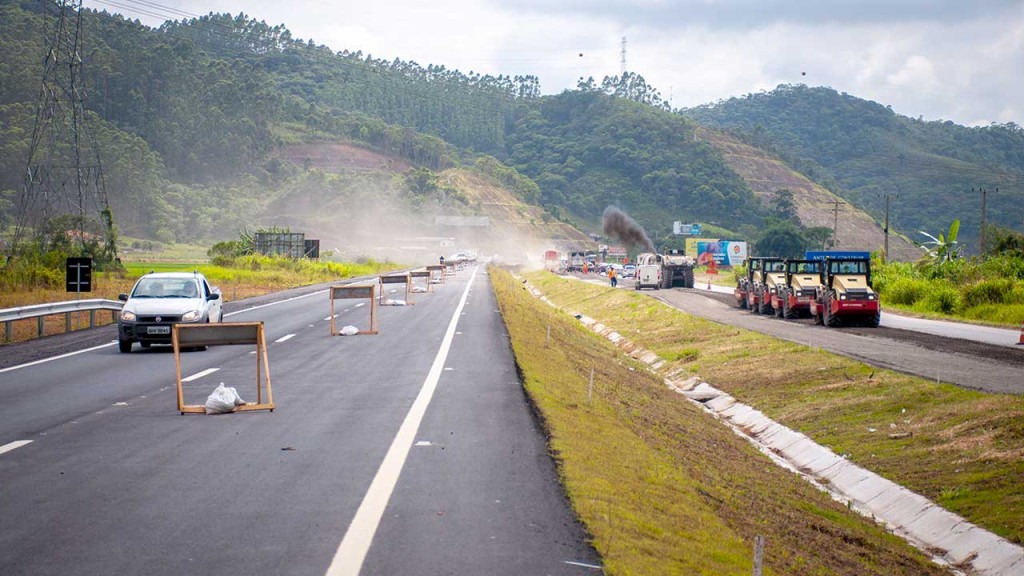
[84,0,1024,126]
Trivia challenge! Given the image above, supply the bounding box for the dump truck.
[543,250,560,271]
[771,259,824,319]
[810,257,880,327]
[634,250,696,290]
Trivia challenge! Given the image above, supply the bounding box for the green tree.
[755,220,806,258]
[773,188,799,222]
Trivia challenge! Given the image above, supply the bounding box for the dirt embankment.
[702,130,921,262]
[273,141,410,173]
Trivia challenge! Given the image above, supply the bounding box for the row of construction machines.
[734,256,880,327]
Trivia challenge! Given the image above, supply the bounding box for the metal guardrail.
[1,299,124,342]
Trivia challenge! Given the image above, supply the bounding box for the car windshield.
[132,278,200,298]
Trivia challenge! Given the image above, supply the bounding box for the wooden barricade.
[410,268,434,293]
[426,264,445,285]
[173,322,274,415]
[379,272,413,305]
[330,282,378,335]
[444,263,456,277]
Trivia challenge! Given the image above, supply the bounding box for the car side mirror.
[118,293,128,301]
[207,293,221,301]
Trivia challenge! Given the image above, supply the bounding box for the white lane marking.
[0,440,33,456]
[326,266,478,576]
[223,289,327,317]
[414,441,432,447]
[113,402,129,406]
[563,560,603,570]
[275,334,296,343]
[181,368,219,382]
[354,302,365,308]
[0,342,116,374]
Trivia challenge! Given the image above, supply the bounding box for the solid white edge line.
[275,334,296,343]
[326,266,478,576]
[181,367,219,382]
[0,440,33,456]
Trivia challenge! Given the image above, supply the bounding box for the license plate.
[147,326,170,335]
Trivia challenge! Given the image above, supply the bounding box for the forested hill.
[16,0,1011,258]
[503,90,763,235]
[683,85,1024,253]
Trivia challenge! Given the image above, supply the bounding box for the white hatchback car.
[117,272,223,353]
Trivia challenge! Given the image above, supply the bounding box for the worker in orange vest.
[608,266,617,287]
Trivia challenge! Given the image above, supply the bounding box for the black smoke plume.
[602,206,654,253]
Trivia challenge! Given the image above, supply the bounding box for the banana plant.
[917,219,963,264]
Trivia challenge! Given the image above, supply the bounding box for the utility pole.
[973,187,996,256]
[880,191,898,262]
[884,193,890,262]
[827,200,843,248]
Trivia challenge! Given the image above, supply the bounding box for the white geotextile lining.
[514,275,1024,575]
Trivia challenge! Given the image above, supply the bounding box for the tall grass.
[875,254,1024,325]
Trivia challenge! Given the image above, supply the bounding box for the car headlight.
[120,310,136,322]
[181,310,201,322]
[839,293,848,300]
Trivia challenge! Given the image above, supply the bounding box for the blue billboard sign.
[805,251,871,261]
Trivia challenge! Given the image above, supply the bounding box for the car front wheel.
[118,339,133,353]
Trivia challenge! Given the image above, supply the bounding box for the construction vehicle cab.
[772,259,823,319]
[741,257,784,314]
[810,258,880,327]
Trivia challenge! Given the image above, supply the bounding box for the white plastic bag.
[339,325,359,336]
[205,382,245,414]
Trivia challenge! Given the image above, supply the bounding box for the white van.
[635,264,662,290]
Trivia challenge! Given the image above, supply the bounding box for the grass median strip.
[492,269,947,575]
[522,270,1024,547]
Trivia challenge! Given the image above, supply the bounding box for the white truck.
[635,253,663,290]
[634,251,696,290]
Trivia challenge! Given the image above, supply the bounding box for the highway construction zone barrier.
[410,268,434,292]
[445,263,456,277]
[379,272,414,305]
[330,282,379,335]
[426,264,445,285]
[173,322,274,415]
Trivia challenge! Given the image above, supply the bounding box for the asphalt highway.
[0,267,601,576]
[575,274,1024,394]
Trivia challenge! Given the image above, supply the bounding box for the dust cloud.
[602,206,654,253]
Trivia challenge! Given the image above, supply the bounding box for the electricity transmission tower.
[10,0,118,264]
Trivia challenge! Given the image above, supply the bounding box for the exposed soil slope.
[703,130,922,261]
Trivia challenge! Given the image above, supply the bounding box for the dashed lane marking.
[181,368,219,382]
[0,440,33,456]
